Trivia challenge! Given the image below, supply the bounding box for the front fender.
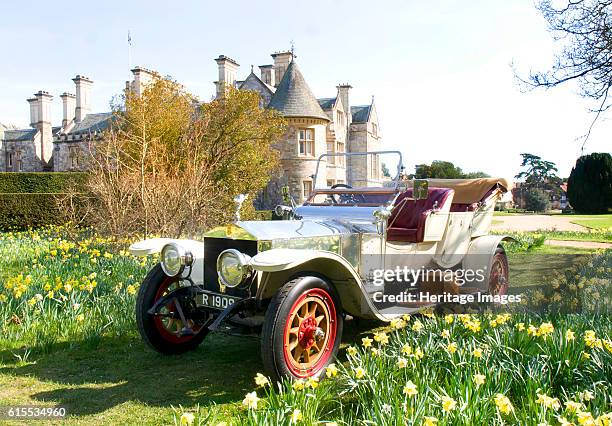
[129,238,205,284]
[250,249,385,321]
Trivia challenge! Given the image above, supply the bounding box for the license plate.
[196,291,241,310]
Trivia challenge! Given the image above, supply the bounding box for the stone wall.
[3,135,47,172]
[53,140,93,172]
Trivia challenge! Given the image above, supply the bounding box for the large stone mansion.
[0,50,383,204]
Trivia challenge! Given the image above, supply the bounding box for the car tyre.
[261,275,343,382]
[136,264,209,354]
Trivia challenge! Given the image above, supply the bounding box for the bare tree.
[519,0,612,148]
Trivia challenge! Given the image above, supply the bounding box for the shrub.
[567,152,612,214]
[0,172,87,193]
[524,188,551,212]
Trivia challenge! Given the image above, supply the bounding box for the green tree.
[524,188,552,212]
[515,153,561,192]
[567,152,612,213]
[412,160,489,179]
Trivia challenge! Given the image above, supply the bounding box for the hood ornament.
[233,194,248,222]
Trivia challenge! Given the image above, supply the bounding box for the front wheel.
[261,275,343,381]
[135,264,209,354]
[489,246,509,296]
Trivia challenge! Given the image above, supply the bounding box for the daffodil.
[412,320,423,332]
[306,377,319,389]
[403,380,418,397]
[441,329,450,339]
[397,357,408,369]
[472,347,483,358]
[242,391,260,409]
[536,393,561,410]
[373,331,389,345]
[441,396,457,412]
[447,342,458,354]
[292,379,305,391]
[566,329,575,341]
[494,393,513,415]
[444,314,454,324]
[564,400,582,412]
[354,367,366,379]
[390,318,406,329]
[473,373,485,386]
[290,409,302,424]
[423,417,438,426]
[180,412,195,425]
[401,343,412,355]
[362,337,373,348]
[326,363,338,378]
[347,346,358,357]
[254,373,269,387]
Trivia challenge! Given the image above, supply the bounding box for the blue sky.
[1,0,610,178]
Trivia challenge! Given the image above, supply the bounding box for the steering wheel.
[329,183,352,204]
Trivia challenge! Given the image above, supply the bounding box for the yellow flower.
[473,347,483,358]
[580,390,594,401]
[326,363,338,378]
[254,373,269,387]
[43,283,51,291]
[557,417,575,426]
[413,347,424,360]
[536,393,560,410]
[306,377,319,389]
[373,331,389,345]
[180,412,195,425]
[397,357,408,369]
[441,396,457,412]
[423,417,438,426]
[566,329,576,341]
[292,379,305,391]
[584,330,597,348]
[127,285,137,295]
[402,314,411,322]
[582,352,591,360]
[473,373,485,386]
[538,322,554,337]
[403,380,418,396]
[444,314,454,324]
[447,342,458,354]
[354,367,366,379]
[390,318,406,329]
[564,401,582,412]
[362,337,373,348]
[401,343,412,355]
[441,329,450,339]
[242,391,259,409]
[577,411,595,425]
[290,409,302,424]
[494,393,513,415]
[76,314,85,322]
[63,283,73,293]
[412,320,423,332]
[528,324,538,336]
[371,347,380,356]
[0,294,7,303]
[347,346,358,357]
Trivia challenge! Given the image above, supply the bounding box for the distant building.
[1,50,383,207]
[213,51,382,206]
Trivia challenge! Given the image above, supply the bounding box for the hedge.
[0,194,68,229]
[0,172,88,194]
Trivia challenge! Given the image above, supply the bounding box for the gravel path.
[492,215,586,232]
[544,240,612,249]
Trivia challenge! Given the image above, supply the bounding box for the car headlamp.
[217,249,252,288]
[160,243,193,277]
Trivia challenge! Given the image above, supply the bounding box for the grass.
[0,226,610,425]
[570,216,612,230]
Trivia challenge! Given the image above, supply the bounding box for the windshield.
[304,188,396,207]
[312,151,404,190]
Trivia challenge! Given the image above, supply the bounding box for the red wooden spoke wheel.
[489,248,509,296]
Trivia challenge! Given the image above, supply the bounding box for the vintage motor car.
[129,151,512,380]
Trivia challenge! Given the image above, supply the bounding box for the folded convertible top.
[410,178,511,204]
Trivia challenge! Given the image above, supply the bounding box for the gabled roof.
[65,112,113,135]
[239,72,275,96]
[317,97,336,110]
[351,105,372,123]
[268,61,329,121]
[3,128,37,141]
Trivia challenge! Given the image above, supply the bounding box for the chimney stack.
[271,51,293,87]
[73,75,93,123]
[31,91,53,163]
[259,65,275,87]
[130,66,156,97]
[337,84,352,121]
[28,96,40,128]
[214,55,239,98]
[60,92,76,128]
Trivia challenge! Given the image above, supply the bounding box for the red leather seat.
[387,188,454,243]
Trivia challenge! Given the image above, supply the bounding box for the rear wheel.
[489,246,509,296]
[136,264,209,354]
[261,276,343,381]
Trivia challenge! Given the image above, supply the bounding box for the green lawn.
[570,215,612,229]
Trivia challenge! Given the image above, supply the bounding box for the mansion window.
[15,151,22,172]
[327,140,336,164]
[336,110,344,127]
[302,180,313,200]
[370,154,380,179]
[6,152,13,170]
[69,146,80,168]
[337,142,345,166]
[372,123,378,137]
[298,128,315,157]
